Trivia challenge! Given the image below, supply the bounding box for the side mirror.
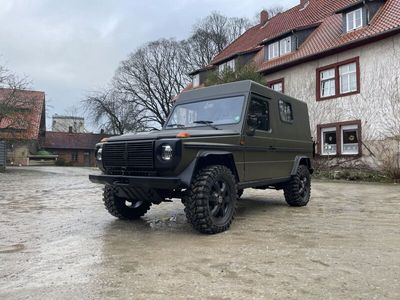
[246,115,258,136]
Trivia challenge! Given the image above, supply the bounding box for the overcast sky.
[0,0,298,130]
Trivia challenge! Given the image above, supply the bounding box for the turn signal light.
[176,131,191,138]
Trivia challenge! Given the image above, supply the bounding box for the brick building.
[43,131,109,167]
[0,88,46,166]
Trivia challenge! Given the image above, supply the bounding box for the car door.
[244,94,282,182]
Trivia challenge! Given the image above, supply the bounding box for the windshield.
[166,96,245,129]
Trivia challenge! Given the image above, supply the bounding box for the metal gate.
[0,141,6,171]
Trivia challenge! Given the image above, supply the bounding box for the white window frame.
[341,124,359,155]
[192,74,200,88]
[268,41,279,60]
[218,59,236,73]
[339,62,357,94]
[346,8,363,32]
[320,68,336,98]
[280,36,292,55]
[271,82,283,93]
[321,127,337,156]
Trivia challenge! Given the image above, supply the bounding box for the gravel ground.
[0,167,399,300]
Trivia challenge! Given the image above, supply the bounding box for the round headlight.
[161,144,173,161]
[96,147,103,161]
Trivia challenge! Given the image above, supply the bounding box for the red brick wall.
[47,149,96,167]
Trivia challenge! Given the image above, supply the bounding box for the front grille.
[103,141,154,172]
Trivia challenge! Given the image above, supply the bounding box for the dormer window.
[266,36,292,60]
[218,59,236,73]
[268,41,279,60]
[346,8,363,32]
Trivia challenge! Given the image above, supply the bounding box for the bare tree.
[113,38,191,128]
[253,6,286,24]
[183,12,252,69]
[83,88,145,135]
[0,66,36,139]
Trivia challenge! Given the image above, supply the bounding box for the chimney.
[260,10,269,24]
[100,129,104,134]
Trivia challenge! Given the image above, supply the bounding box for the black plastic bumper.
[89,174,185,189]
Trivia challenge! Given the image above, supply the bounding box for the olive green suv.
[89,80,314,234]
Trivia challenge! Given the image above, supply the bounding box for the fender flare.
[178,151,238,186]
[291,156,314,175]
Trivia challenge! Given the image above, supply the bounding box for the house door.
[84,151,90,167]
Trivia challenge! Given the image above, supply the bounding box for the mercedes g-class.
[89,80,314,234]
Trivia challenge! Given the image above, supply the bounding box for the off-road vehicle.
[89,80,314,234]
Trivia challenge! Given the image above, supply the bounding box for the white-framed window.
[271,82,283,92]
[346,8,363,32]
[319,122,361,156]
[341,124,359,155]
[321,127,337,156]
[339,62,357,94]
[268,41,279,60]
[280,36,292,55]
[320,68,336,98]
[192,74,200,88]
[218,59,236,73]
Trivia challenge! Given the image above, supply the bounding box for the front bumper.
[89,174,186,189]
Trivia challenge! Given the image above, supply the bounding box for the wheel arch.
[178,151,239,186]
[291,156,314,175]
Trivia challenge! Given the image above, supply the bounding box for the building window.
[341,125,359,155]
[317,121,361,156]
[280,36,292,55]
[321,127,337,155]
[278,100,293,123]
[72,151,78,162]
[320,68,336,98]
[268,41,279,60]
[339,63,357,94]
[267,36,292,60]
[192,74,200,88]
[316,57,360,100]
[218,59,236,73]
[346,8,363,32]
[267,78,284,93]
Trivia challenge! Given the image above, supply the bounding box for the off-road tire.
[103,185,152,220]
[283,165,311,207]
[184,165,238,234]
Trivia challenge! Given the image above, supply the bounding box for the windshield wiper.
[166,123,185,128]
[193,120,219,130]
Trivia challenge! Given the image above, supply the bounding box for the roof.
[199,0,399,74]
[0,88,45,140]
[43,131,111,150]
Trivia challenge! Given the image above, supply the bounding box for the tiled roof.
[43,131,110,150]
[205,0,400,74]
[0,88,45,140]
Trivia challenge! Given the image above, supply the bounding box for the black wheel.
[184,165,237,234]
[283,165,311,207]
[103,185,152,220]
[237,189,244,199]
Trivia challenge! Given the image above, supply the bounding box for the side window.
[248,97,270,131]
[279,100,293,122]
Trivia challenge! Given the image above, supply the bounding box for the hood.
[106,128,240,142]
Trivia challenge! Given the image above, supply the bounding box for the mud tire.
[283,165,311,207]
[103,185,152,220]
[184,165,237,234]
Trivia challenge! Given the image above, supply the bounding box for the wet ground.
[0,167,399,299]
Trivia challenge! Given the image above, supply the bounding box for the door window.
[248,97,270,131]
